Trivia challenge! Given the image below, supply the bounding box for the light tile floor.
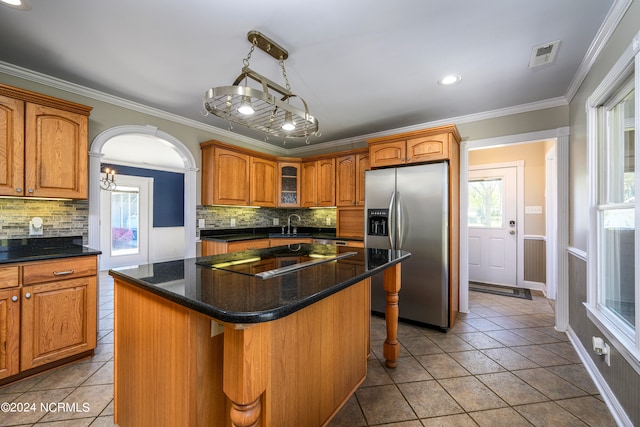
[0,273,617,426]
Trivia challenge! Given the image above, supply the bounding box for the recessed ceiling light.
[0,0,30,10]
[438,74,462,86]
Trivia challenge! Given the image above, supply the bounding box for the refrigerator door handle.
[388,191,396,250]
[396,191,404,249]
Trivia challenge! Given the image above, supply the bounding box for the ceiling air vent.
[529,40,560,68]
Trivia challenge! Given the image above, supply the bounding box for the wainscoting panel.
[523,236,546,283]
[569,251,639,426]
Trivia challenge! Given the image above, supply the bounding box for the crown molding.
[0,60,289,156]
[565,0,634,103]
[0,60,567,156]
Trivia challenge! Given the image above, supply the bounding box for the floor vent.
[529,40,560,68]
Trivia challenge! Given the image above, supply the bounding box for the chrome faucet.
[287,214,301,235]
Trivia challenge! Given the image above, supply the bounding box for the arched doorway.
[88,125,197,270]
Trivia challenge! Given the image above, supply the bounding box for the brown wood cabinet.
[277,161,301,207]
[336,151,369,206]
[300,160,317,207]
[0,255,98,384]
[213,146,250,205]
[200,141,277,207]
[301,158,335,207]
[269,238,312,246]
[21,276,97,370]
[368,127,457,168]
[0,288,20,379]
[337,207,365,238]
[0,84,92,199]
[250,157,277,207]
[202,238,271,256]
[202,237,316,256]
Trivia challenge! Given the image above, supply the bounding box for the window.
[598,82,635,330]
[586,33,640,369]
[468,178,504,228]
[110,186,140,256]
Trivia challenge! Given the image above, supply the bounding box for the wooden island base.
[114,264,401,427]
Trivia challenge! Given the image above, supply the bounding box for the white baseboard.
[566,326,632,427]
[523,280,546,294]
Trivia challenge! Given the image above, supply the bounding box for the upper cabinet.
[336,151,369,206]
[250,157,277,207]
[301,158,335,207]
[368,125,460,168]
[200,141,276,207]
[277,161,301,207]
[0,84,92,199]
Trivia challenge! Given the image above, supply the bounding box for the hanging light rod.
[247,30,288,61]
[203,30,319,142]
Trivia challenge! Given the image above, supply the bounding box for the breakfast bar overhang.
[110,244,410,427]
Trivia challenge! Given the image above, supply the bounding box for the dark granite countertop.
[0,236,102,264]
[199,227,363,242]
[110,244,409,324]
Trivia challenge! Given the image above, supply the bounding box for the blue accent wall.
[102,164,184,227]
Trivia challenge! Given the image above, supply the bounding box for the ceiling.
[0,0,619,150]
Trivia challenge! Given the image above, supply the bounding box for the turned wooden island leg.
[382,263,401,368]
[223,323,271,427]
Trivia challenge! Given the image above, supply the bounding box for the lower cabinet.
[0,288,20,379]
[202,239,271,256]
[20,276,97,370]
[0,256,98,384]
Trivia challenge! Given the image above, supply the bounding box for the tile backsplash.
[196,206,336,233]
[0,199,89,243]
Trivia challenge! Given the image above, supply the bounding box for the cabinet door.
[300,161,317,207]
[369,141,406,167]
[277,162,300,207]
[250,157,277,207]
[24,103,88,199]
[213,147,250,205]
[201,145,216,205]
[316,158,335,206]
[336,155,356,206]
[0,95,25,197]
[406,133,449,164]
[21,276,97,370]
[356,154,369,206]
[0,288,20,379]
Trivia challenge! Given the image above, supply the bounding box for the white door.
[100,175,152,269]
[468,167,518,286]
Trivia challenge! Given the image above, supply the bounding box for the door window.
[468,178,504,228]
[110,186,140,256]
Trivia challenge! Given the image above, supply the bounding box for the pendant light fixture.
[203,31,319,142]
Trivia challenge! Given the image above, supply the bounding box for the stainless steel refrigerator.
[365,162,449,329]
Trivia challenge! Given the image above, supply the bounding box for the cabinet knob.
[28,188,34,193]
[25,292,31,299]
[12,296,18,302]
[16,187,22,193]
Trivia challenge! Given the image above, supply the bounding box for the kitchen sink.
[268,233,312,238]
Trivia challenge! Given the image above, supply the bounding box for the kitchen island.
[110,244,409,427]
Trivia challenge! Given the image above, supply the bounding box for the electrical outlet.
[198,218,205,228]
[273,218,279,226]
[230,218,236,227]
[326,217,331,226]
[604,343,611,366]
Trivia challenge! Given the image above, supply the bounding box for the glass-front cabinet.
[278,161,301,207]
